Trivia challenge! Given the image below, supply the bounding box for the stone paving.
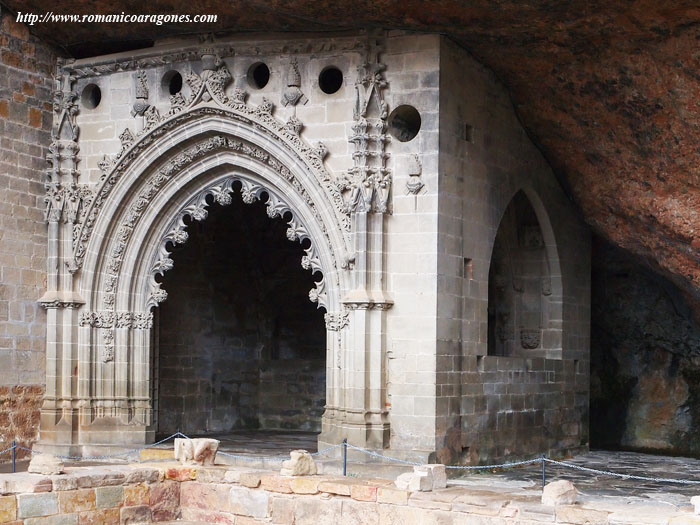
[451,449,700,514]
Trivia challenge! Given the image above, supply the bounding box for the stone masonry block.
[17,492,58,518]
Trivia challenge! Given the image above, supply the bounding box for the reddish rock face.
[0,386,43,460]
[3,0,696,306]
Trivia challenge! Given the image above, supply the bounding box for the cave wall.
[590,236,700,455]
[157,197,326,435]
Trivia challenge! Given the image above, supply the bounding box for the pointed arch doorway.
[153,191,326,439]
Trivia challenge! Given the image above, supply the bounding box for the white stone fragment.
[541,479,577,506]
[691,495,700,515]
[395,468,433,492]
[416,464,447,489]
[280,449,317,476]
[174,438,219,466]
[27,454,64,475]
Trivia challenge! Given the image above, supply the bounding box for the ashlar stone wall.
[0,11,56,457]
[435,37,591,463]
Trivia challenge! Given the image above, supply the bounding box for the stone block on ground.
[174,438,219,466]
[28,454,64,475]
[692,496,700,515]
[415,464,446,489]
[542,479,577,506]
[395,468,433,492]
[395,464,446,492]
[280,450,317,476]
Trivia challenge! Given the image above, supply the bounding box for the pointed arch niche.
[487,190,563,359]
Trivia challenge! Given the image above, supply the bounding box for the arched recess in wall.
[73,109,350,432]
[487,189,563,359]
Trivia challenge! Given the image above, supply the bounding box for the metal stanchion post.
[12,441,16,473]
[342,439,347,477]
[541,454,546,490]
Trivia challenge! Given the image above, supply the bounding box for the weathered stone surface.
[77,507,120,524]
[318,479,354,496]
[57,488,95,513]
[164,467,197,482]
[17,493,57,518]
[341,499,379,525]
[229,486,269,518]
[0,473,52,494]
[239,472,263,488]
[289,477,320,495]
[377,487,409,505]
[149,480,179,521]
[23,514,78,525]
[414,465,446,490]
[179,482,229,512]
[174,438,219,466]
[260,475,292,494]
[294,497,342,525]
[556,504,610,524]
[94,486,123,509]
[119,505,151,524]
[181,506,236,524]
[0,495,17,523]
[350,483,378,502]
[395,469,433,492]
[27,455,64,476]
[123,484,149,507]
[138,448,173,462]
[270,495,295,524]
[542,479,578,506]
[692,496,700,515]
[280,450,317,477]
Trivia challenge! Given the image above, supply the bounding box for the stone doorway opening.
[152,189,326,439]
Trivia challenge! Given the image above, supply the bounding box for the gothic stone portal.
[37,32,590,463]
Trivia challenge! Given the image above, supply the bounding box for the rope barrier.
[543,458,700,485]
[5,435,700,486]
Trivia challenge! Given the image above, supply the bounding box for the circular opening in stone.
[162,70,183,95]
[318,66,343,94]
[388,105,421,142]
[247,62,270,90]
[81,83,101,109]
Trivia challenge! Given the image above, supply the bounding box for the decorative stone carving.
[542,276,552,296]
[521,225,544,249]
[280,450,317,476]
[324,312,349,331]
[406,154,424,195]
[73,103,350,275]
[131,70,150,117]
[186,47,232,106]
[339,33,391,214]
[520,328,541,349]
[79,311,153,329]
[60,38,365,80]
[147,172,329,311]
[174,438,219,466]
[281,58,307,107]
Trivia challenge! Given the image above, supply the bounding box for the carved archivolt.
[146,175,328,311]
[73,86,349,274]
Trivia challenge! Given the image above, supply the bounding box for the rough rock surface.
[542,480,578,506]
[3,0,699,309]
[280,450,317,477]
[590,238,700,455]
